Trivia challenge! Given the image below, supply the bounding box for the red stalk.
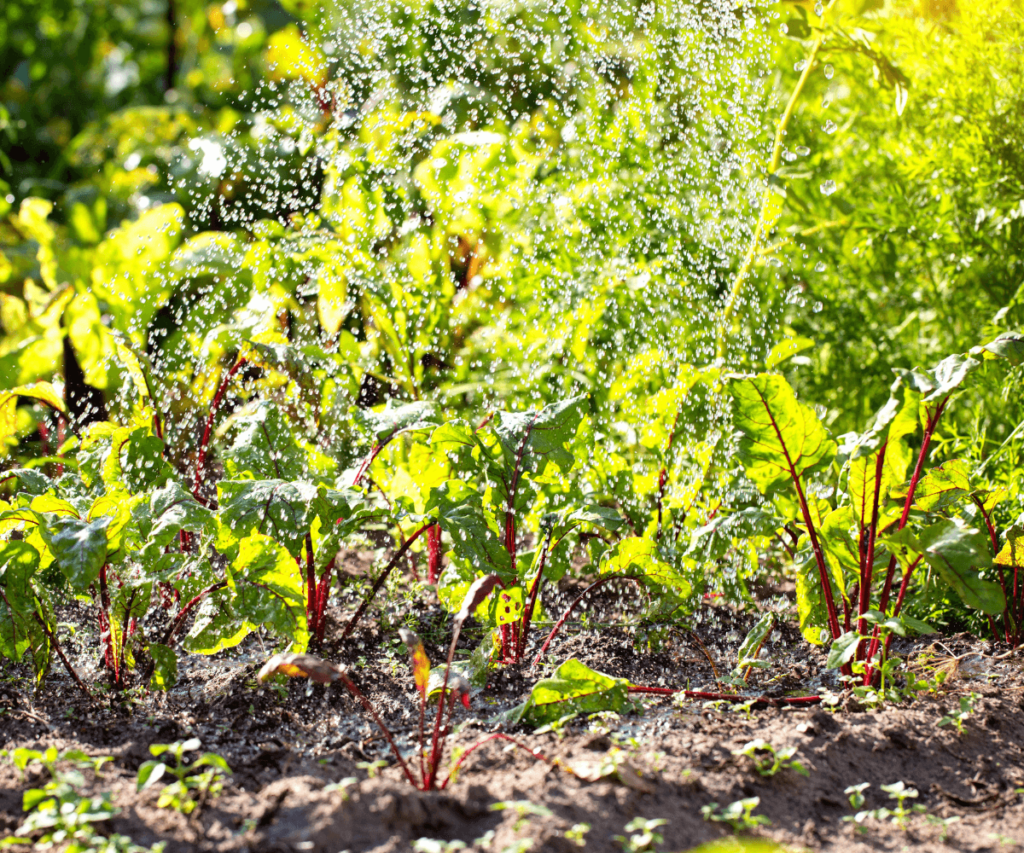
[426,524,442,585]
[341,523,432,638]
[517,533,553,658]
[752,386,841,640]
[303,533,317,639]
[192,358,247,504]
[856,443,887,657]
[161,581,228,646]
[864,400,946,679]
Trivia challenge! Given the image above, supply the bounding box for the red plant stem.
[518,534,553,658]
[627,685,821,706]
[341,523,433,638]
[335,670,418,787]
[193,358,246,503]
[532,575,644,668]
[426,524,442,585]
[97,565,119,683]
[864,401,945,678]
[440,734,551,790]
[656,467,668,539]
[162,581,228,646]
[752,386,841,639]
[38,421,51,456]
[314,554,334,645]
[351,444,379,487]
[856,443,888,653]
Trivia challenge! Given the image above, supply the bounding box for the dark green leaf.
[891,354,980,404]
[216,479,319,558]
[224,401,307,481]
[39,515,110,592]
[493,396,586,478]
[148,642,178,691]
[351,400,440,445]
[826,631,861,670]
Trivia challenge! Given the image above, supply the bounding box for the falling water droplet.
[814,261,827,272]
[823,64,834,80]
[820,180,837,196]
[814,1,824,15]
[823,120,837,134]
[795,146,810,156]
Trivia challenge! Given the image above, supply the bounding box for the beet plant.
[257,577,548,791]
[721,334,1023,683]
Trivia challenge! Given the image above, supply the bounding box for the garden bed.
[3,601,1023,853]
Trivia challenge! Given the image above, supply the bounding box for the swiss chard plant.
[721,335,1023,683]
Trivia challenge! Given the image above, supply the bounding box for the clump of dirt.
[3,598,1024,852]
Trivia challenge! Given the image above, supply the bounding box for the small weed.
[615,817,667,852]
[564,823,591,847]
[843,781,926,830]
[489,800,554,832]
[732,739,808,778]
[136,739,231,816]
[938,692,979,736]
[701,797,771,832]
[356,759,389,779]
[412,840,467,853]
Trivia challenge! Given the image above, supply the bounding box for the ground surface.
[3,578,1024,853]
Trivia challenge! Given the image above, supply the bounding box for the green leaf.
[427,481,511,578]
[38,515,110,592]
[216,479,319,558]
[893,459,971,512]
[493,396,587,478]
[795,554,829,646]
[602,537,692,597]
[735,612,775,670]
[223,401,307,481]
[185,533,308,654]
[727,374,836,496]
[145,481,214,549]
[826,631,861,670]
[970,332,1024,365]
[0,469,55,497]
[885,520,1004,615]
[351,400,440,445]
[148,643,178,691]
[688,508,780,562]
[891,354,980,404]
[0,541,50,679]
[506,659,637,727]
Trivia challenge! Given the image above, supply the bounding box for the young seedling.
[136,739,231,816]
[614,817,667,852]
[732,739,809,778]
[258,576,551,791]
[843,781,925,829]
[701,797,771,832]
[938,692,979,736]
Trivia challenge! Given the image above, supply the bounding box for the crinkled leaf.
[428,481,511,578]
[224,401,307,481]
[727,374,836,496]
[492,396,586,478]
[506,659,637,727]
[970,332,1024,365]
[39,515,110,592]
[688,508,780,562]
[891,354,980,404]
[736,612,775,670]
[217,479,318,558]
[351,400,440,445]
[145,481,214,549]
[0,469,55,497]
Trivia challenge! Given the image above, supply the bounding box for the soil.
[2,577,1024,853]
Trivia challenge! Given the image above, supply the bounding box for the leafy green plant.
[843,781,926,829]
[2,747,161,853]
[136,739,231,816]
[614,817,667,852]
[731,740,808,778]
[938,692,980,736]
[701,798,771,832]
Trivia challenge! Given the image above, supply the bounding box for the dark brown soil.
[3,590,1024,853]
